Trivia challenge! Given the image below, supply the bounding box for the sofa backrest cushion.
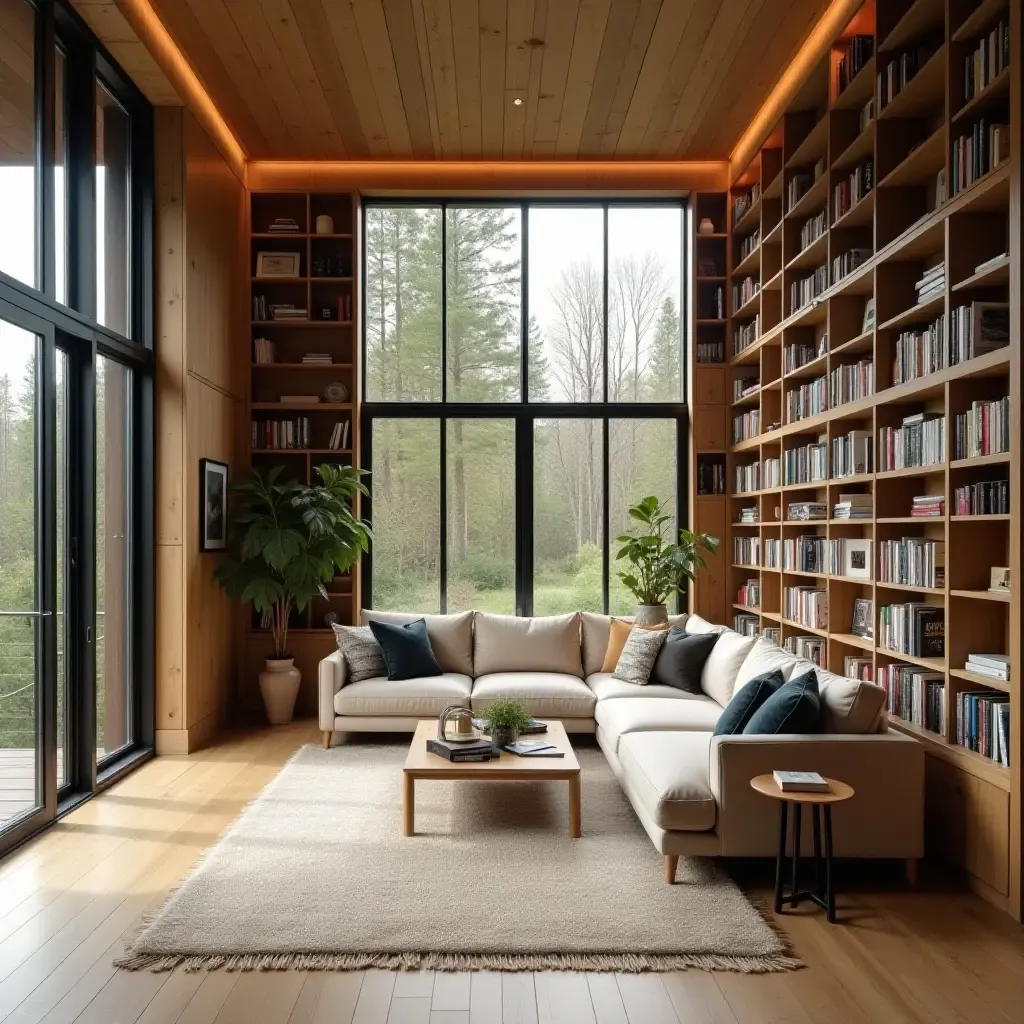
[474,612,583,677]
[734,636,801,690]
[700,630,756,707]
[581,611,687,676]
[361,610,474,676]
[795,661,887,733]
[683,613,726,636]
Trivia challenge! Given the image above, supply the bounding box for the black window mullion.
[65,39,95,320]
[439,417,447,614]
[515,415,533,617]
[360,417,373,608]
[601,418,610,615]
[38,3,55,300]
[520,202,528,402]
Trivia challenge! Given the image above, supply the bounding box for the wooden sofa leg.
[905,858,919,886]
[322,730,332,750]
[665,854,679,884]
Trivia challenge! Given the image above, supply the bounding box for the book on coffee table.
[503,740,564,757]
[425,738,494,762]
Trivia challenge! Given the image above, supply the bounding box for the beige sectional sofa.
[319,610,925,882]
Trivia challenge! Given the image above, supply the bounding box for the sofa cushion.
[796,662,887,734]
[581,611,687,676]
[613,626,667,685]
[618,732,716,831]
[331,624,386,683]
[734,636,801,690]
[334,673,472,716]
[683,613,726,635]
[368,618,443,681]
[471,672,596,718]
[649,628,718,692]
[744,668,820,735]
[362,610,474,676]
[586,673,698,702]
[474,613,583,677]
[595,695,722,753]
[700,630,756,707]
[713,669,785,736]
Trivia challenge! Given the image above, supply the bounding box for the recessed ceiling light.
[513,97,523,106]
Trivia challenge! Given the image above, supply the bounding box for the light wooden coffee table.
[403,719,581,838]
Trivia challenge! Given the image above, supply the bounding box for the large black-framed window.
[0,0,153,858]
[361,200,689,617]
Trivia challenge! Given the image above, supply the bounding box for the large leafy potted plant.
[215,464,370,724]
[614,495,718,626]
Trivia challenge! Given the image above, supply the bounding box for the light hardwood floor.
[0,720,1022,1024]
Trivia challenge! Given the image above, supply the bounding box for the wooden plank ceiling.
[127,0,829,161]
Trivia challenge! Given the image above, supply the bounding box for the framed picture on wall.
[199,459,229,552]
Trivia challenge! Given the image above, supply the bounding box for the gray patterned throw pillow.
[613,626,668,686]
[331,624,386,682]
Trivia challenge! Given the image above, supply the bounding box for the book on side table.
[773,770,829,792]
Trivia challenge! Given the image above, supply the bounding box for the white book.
[773,770,829,793]
[968,653,1010,669]
[966,663,1009,681]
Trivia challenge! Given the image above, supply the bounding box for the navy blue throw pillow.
[713,669,785,736]
[368,618,443,681]
[743,668,821,735]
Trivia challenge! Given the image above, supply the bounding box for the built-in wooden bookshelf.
[724,0,1020,917]
[247,191,361,640]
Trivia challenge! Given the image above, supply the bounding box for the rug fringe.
[113,949,803,975]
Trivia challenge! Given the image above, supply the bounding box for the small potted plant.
[215,464,370,725]
[479,699,533,750]
[615,495,719,626]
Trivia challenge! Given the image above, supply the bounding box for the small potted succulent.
[479,699,532,750]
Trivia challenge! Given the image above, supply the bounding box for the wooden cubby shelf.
[721,0,1020,914]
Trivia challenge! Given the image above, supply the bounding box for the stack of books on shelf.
[738,505,759,524]
[879,538,945,588]
[733,183,761,224]
[784,535,824,573]
[879,413,946,471]
[733,318,760,355]
[736,580,760,608]
[784,635,825,665]
[302,352,333,365]
[253,417,311,450]
[832,247,871,284]
[267,217,300,233]
[831,430,871,478]
[915,263,945,305]
[786,173,812,212]
[967,653,1010,684]
[734,535,760,566]
[786,375,827,422]
[738,229,760,261]
[784,342,818,373]
[911,494,944,517]
[877,43,935,112]
[733,410,760,443]
[836,33,872,93]
[253,337,276,364]
[783,438,827,485]
[844,656,873,681]
[829,358,873,406]
[956,689,1010,766]
[878,603,944,658]
[950,302,1009,362]
[799,211,827,251]
[954,479,1009,515]
[733,376,759,400]
[784,586,827,629]
[734,614,760,637]
[253,299,309,322]
[764,537,780,568]
[787,501,827,521]
[893,314,946,383]
[833,493,872,519]
[832,162,872,224]
[696,339,724,363]
[733,277,759,310]
[878,663,945,733]
[828,538,872,579]
[952,118,1009,196]
[963,17,1010,100]
[954,397,1010,459]
[327,420,351,451]
[789,266,829,314]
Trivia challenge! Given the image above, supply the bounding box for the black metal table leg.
[790,803,801,906]
[774,800,788,913]
[812,805,822,900]
[824,804,835,923]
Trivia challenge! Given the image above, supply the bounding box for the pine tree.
[647,296,681,401]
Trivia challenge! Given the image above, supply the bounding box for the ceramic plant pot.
[490,726,519,750]
[634,603,669,627]
[259,657,301,725]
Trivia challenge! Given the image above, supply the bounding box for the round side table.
[750,774,854,923]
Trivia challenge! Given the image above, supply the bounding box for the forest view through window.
[363,202,685,615]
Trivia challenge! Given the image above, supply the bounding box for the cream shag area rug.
[117,742,799,974]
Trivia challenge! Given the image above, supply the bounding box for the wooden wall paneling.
[554,0,612,156]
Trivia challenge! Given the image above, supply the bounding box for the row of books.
[951,118,1010,197]
[827,538,871,579]
[735,462,762,494]
[953,396,1010,459]
[877,43,934,112]
[784,342,820,373]
[878,413,945,471]
[950,301,1008,362]
[253,338,277,364]
[696,459,726,495]
[734,536,761,566]
[733,317,759,355]
[734,614,760,637]
[784,535,824,574]
[783,439,827,485]
[736,580,760,608]
[785,375,828,422]
[956,690,1010,766]
[738,228,760,262]
[734,376,759,401]
[910,494,943,518]
[831,429,871,478]
[784,635,824,666]
[737,505,759,524]
[878,538,945,589]
[763,627,781,645]
[326,420,351,451]
[789,266,829,315]
[836,34,873,96]
[832,247,871,284]
[962,17,1010,103]
[253,417,312,450]
[829,358,873,406]
[832,160,872,224]
[844,655,873,681]
[695,340,724,363]
[733,183,760,225]
[953,479,1009,516]
[763,538,780,568]
[878,603,944,658]
[833,493,872,519]
[783,586,828,629]
[893,315,946,384]
[879,663,945,734]
[799,210,827,252]
[786,173,812,213]
[733,277,759,310]
[732,410,760,443]
[788,501,827,522]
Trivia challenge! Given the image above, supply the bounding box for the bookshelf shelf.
[877,45,947,121]
[950,668,1011,691]
[952,66,1011,126]
[952,256,1011,291]
[952,0,1010,43]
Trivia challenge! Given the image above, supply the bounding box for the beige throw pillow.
[613,627,668,686]
[331,624,385,682]
[473,612,583,677]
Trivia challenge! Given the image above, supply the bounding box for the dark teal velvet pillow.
[743,668,821,735]
[368,617,443,681]
[712,669,785,736]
